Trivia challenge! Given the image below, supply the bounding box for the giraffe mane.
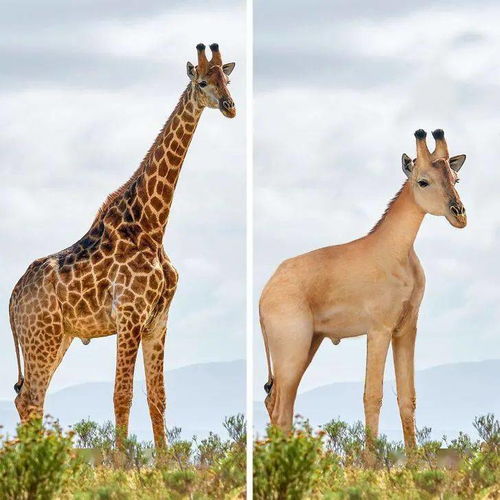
[93,84,192,221]
[368,181,407,235]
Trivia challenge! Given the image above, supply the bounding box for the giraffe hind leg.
[15,324,72,422]
[264,333,322,422]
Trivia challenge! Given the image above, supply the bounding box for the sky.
[0,0,246,400]
[253,0,500,398]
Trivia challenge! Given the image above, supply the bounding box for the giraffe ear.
[222,62,235,76]
[186,62,196,81]
[402,153,414,178]
[449,154,466,172]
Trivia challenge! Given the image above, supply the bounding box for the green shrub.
[72,418,100,448]
[474,413,500,451]
[414,426,442,469]
[73,419,153,469]
[165,426,193,471]
[458,416,500,496]
[195,431,227,468]
[162,469,197,498]
[412,469,445,495]
[253,419,328,500]
[208,414,247,497]
[0,417,81,500]
[372,433,404,472]
[323,419,366,468]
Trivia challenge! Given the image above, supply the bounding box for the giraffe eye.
[199,81,207,88]
[418,180,429,187]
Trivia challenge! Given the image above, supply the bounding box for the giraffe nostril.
[450,204,465,216]
[219,98,235,116]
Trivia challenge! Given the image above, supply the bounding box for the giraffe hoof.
[331,338,341,345]
[81,338,91,345]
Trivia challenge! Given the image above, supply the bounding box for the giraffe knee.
[398,397,416,423]
[398,396,416,412]
[147,394,166,416]
[113,393,133,414]
[364,394,383,413]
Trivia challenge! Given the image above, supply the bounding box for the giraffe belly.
[314,301,371,339]
[63,310,116,339]
[59,287,116,339]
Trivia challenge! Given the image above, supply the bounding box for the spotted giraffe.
[9,43,236,448]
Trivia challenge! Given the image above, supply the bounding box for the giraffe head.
[402,129,467,228]
[186,43,236,118]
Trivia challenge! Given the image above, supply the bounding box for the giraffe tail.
[260,308,274,394]
[9,295,24,394]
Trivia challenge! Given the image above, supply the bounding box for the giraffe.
[9,43,236,449]
[260,129,467,452]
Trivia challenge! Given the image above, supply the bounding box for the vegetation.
[2,412,499,498]
[254,415,500,499]
[0,414,246,499]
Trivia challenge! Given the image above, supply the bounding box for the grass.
[0,414,246,499]
[253,414,500,499]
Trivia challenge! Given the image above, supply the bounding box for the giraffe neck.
[94,84,204,245]
[367,181,425,258]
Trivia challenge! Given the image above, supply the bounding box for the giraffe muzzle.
[449,201,467,228]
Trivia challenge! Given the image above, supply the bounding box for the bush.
[208,414,247,497]
[253,419,329,499]
[162,469,197,498]
[412,469,445,495]
[457,414,500,496]
[73,419,154,469]
[0,417,81,500]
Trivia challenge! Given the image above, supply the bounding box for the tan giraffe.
[9,43,236,449]
[260,129,467,451]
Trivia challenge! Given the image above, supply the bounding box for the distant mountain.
[254,360,500,441]
[0,360,245,440]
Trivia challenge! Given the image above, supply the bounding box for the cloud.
[0,2,243,90]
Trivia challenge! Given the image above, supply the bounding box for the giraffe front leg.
[363,328,392,464]
[392,322,418,449]
[142,324,167,449]
[113,316,141,449]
